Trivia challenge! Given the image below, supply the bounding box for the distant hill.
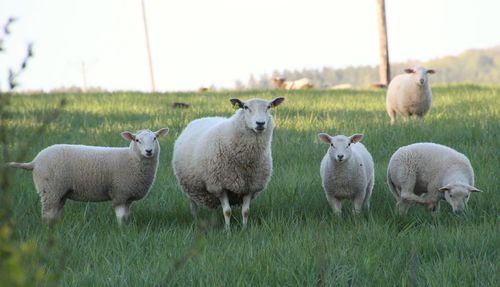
[243,45,500,89]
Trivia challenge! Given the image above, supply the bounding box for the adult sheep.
[387,143,481,214]
[386,67,435,124]
[7,128,169,225]
[172,97,285,229]
[272,77,313,90]
[318,133,374,216]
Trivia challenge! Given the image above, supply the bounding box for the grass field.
[2,85,499,286]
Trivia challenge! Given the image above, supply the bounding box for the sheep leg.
[241,194,252,227]
[387,109,396,125]
[218,191,232,230]
[41,198,65,225]
[114,202,131,225]
[190,200,198,219]
[400,192,433,207]
[327,196,342,217]
[363,178,374,211]
[352,194,365,215]
[397,200,411,215]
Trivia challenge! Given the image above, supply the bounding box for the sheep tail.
[6,161,34,171]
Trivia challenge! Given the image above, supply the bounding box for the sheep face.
[121,128,169,158]
[404,67,435,86]
[318,133,364,162]
[439,183,481,213]
[230,97,285,133]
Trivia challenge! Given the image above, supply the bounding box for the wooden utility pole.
[377,0,390,86]
[141,0,156,92]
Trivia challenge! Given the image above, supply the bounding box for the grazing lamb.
[386,67,435,124]
[172,97,285,229]
[272,77,313,90]
[318,133,374,216]
[7,128,169,225]
[387,143,481,214]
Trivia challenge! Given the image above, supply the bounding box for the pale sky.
[1,0,499,92]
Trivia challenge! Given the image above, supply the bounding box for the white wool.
[8,128,169,224]
[172,97,284,228]
[319,133,375,216]
[386,67,435,124]
[387,142,481,213]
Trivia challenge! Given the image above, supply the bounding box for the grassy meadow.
[2,85,499,286]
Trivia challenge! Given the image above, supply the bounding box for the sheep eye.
[330,144,334,148]
[135,139,140,143]
[153,137,157,141]
[243,105,249,110]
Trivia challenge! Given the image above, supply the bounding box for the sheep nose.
[145,149,152,154]
[256,121,265,127]
[420,79,425,84]
[337,155,344,161]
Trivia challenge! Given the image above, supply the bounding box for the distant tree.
[234,80,245,91]
[247,74,258,89]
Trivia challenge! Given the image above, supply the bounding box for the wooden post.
[141,0,156,93]
[377,0,390,86]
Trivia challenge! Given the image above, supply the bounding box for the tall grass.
[4,85,499,286]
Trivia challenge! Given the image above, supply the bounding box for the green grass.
[3,85,499,286]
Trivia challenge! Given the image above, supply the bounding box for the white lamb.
[386,67,435,125]
[318,133,374,216]
[7,128,169,225]
[172,97,285,229]
[387,143,481,214]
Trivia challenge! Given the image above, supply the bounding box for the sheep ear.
[270,97,285,108]
[404,68,415,74]
[230,98,244,109]
[427,69,436,74]
[438,185,451,193]
[468,186,482,193]
[121,132,135,141]
[155,128,169,137]
[318,133,332,144]
[350,134,364,144]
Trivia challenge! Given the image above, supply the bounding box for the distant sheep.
[318,133,375,216]
[7,128,169,225]
[272,77,313,90]
[172,97,285,229]
[387,143,481,214]
[386,67,435,124]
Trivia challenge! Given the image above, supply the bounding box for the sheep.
[172,97,285,229]
[387,143,482,214]
[386,67,435,125]
[7,128,169,225]
[318,133,374,216]
[272,77,313,90]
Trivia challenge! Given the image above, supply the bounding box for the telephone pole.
[141,0,156,93]
[377,0,390,86]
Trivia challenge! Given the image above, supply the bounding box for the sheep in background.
[272,77,313,90]
[387,143,481,214]
[7,128,169,225]
[386,67,435,124]
[172,97,285,229]
[318,133,374,216]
